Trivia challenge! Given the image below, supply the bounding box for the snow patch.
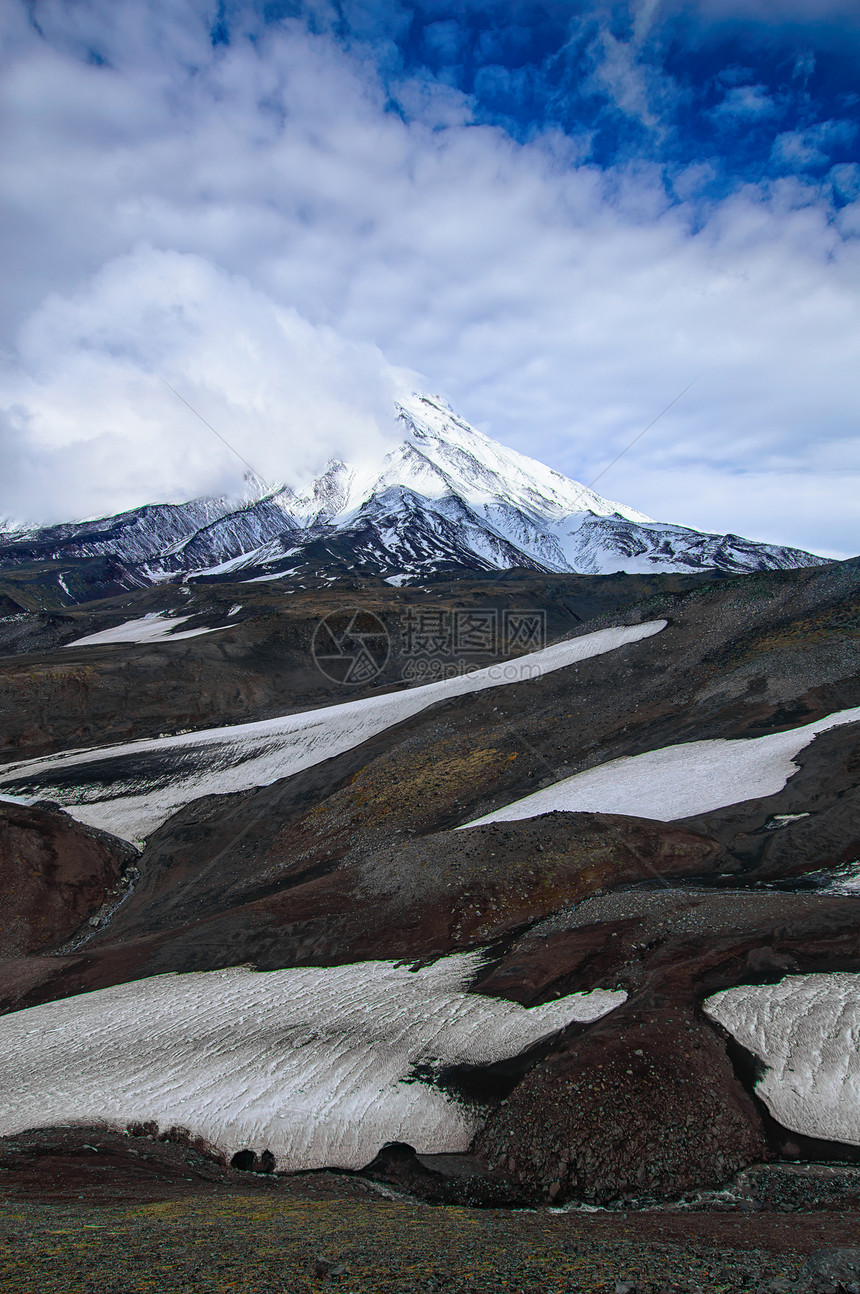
[462,707,860,827]
[818,860,860,896]
[0,954,626,1170]
[704,974,860,1147]
[67,613,230,646]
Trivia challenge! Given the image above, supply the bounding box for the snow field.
[0,619,666,843]
[0,953,626,1170]
[462,705,860,827]
[704,973,860,1146]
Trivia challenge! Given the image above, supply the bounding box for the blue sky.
[1,0,858,555]
[304,0,860,182]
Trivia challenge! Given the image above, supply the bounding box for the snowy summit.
[0,394,822,591]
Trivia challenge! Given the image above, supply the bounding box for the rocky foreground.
[3,1143,860,1294]
[5,1127,860,1292]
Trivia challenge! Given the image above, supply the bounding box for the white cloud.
[588,30,661,131]
[601,464,860,559]
[771,120,858,170]
[2,249,403,522]
[711,83,781,118]
[0,2,858,554]
[792,50,816,83]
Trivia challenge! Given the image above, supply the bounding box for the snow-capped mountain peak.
[288,392,652,547]
[0,391,824,596]
[290,459,357,526]
[389,394,652,525]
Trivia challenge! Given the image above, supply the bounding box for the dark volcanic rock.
[678,722,860,884]
[474,1000,768,1204]
[474,889,860,1005]
[0,813,731,1010]
[110,806,733,955]
[467,887,860,1201]
[359,1142,526,1206]
[791,1247,860,1293]
[0,800,137,955]
[0,571,695,760]
[0,1125,374,1205]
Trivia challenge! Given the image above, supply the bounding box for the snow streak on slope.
[1,497,236,566]
[0,622,666,843]
[0,955,626,1170]
[462,707,860,827]
[821,861,860,896]
[705,974,860,1147]
[68,613,231,646]
[548,514,821,577]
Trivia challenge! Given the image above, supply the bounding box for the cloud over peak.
[3,248,404,522]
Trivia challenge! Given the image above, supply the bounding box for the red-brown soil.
[0,801,137,956]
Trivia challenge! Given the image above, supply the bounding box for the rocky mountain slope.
[0,553,858,1209]
[0,395,822,604]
